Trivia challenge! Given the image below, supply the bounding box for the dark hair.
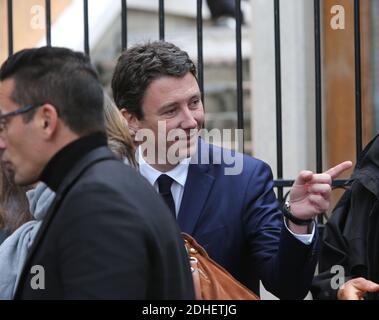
[0,46,105,135]
[0,164,32,233]
[111,41,197,120]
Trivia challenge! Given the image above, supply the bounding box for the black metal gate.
[5,0,364,207]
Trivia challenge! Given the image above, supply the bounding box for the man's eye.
[190,100,200,108]
[0,120,6,131]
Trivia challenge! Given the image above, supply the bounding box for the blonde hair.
[103,93,137,167]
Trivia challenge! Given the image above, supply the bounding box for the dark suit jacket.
[14,146,194,299]
[177,139,319,299]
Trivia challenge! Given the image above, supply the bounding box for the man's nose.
[180,108,198,129]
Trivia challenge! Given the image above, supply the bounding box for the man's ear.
[39,103,58,137]
[120,108,140,134]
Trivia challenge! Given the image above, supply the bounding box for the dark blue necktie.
[157,174,176,218]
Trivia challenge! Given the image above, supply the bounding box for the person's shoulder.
[58,158,156,220]
[69,156,143,199]
[86,154,136,174]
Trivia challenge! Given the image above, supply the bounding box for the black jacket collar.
[40,132,107,192]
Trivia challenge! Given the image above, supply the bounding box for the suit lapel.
[177,140,215,234]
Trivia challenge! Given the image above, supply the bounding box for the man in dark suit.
[0,46,194,299]
[111,41,352,299]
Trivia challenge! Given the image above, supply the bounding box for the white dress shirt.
[138,148,190,217]
[136,146,314,244]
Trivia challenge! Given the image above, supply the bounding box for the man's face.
[135,72,205,166]
[0,79,44,186]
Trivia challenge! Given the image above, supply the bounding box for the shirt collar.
[137,146,190,187]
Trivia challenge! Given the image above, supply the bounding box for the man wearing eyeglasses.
[0,103,45,184]
[0,46,194,299]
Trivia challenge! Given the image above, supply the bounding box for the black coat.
[311,134,379,300]
[14,146,194,299]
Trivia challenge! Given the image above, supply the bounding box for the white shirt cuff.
[284,218,315,245]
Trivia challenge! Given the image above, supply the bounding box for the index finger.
[353,278,379,292]
[323,161,353,179]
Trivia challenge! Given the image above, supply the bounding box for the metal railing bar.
[354,0,363,160]
[83,0,90,56]
[314,0,322,174]
[235,0,244,152]
[314,0,323,224]
[45,0,51,46]
[273,179,349,188]
[7,0,13,55]
[196,0,204,104]
[121,0,127,51]
[159,0,165,40]
[274,0,283,201]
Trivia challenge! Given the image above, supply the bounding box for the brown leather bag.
[182,233,260,300]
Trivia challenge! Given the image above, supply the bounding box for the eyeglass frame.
[0,103,43,133]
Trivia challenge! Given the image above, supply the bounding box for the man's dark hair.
[111,41,197,120]
[0,46,105,135]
